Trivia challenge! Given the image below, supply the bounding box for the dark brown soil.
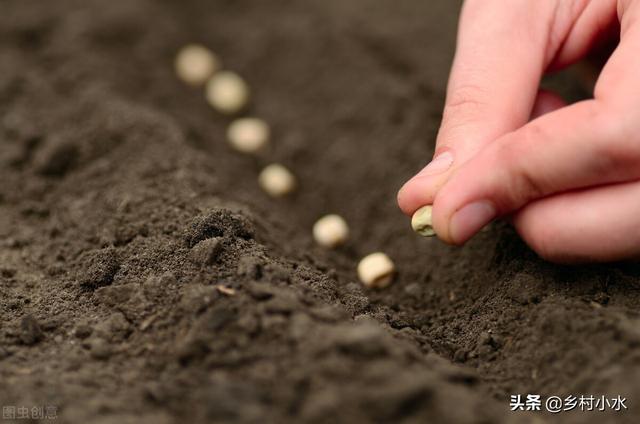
[1,1,639,423]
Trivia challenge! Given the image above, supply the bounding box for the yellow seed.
[175,44,220,86]
[258,164,296,197]
[313,214,349,248]
[206,71,250,114]
[357,252,395,289]
[215,284,236,296]
[227,118,270,153]
[411,205,436,237]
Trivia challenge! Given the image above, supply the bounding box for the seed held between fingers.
[258,164,296,197]
[357,252,395,289]
[206,71,250,114]
[175,44,220,86]
[313,214,349,248]
[227,118,270,153]
[411,205,436,237]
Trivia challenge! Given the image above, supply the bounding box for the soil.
[1,1,639,423]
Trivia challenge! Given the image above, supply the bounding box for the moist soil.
[1,1,639,423]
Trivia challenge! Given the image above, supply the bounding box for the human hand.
[397,0,640,263]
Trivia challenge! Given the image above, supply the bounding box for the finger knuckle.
[589,106,640,173]
[491,132,546,208]
[439,84,488,144]
[444,84,488,119]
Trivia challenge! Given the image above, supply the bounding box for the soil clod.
[19,314,44,345]
[77,247,120,290]
[184,209,254,248]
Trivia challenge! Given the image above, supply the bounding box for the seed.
[258,164,296,197]
[227,118,270,153]
[206,71,250,114]
[215,284,236,296]
[313,214,349,248]
[411,205,436,237]
[357,252,395,289]
[175,44,220,86]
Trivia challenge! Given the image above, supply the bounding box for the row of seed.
[175,44,396,289]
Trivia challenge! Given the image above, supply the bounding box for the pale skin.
[397,0,640,263]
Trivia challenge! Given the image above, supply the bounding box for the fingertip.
[431,194,496,246]
[397,179,423,216]
[428,196,457,245]
[397,173,443,216]
[449,200,496,244]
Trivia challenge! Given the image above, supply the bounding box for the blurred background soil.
[0,1,639,423]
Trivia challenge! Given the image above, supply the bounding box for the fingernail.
[449,201,496,243]
[417,151,454,177]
